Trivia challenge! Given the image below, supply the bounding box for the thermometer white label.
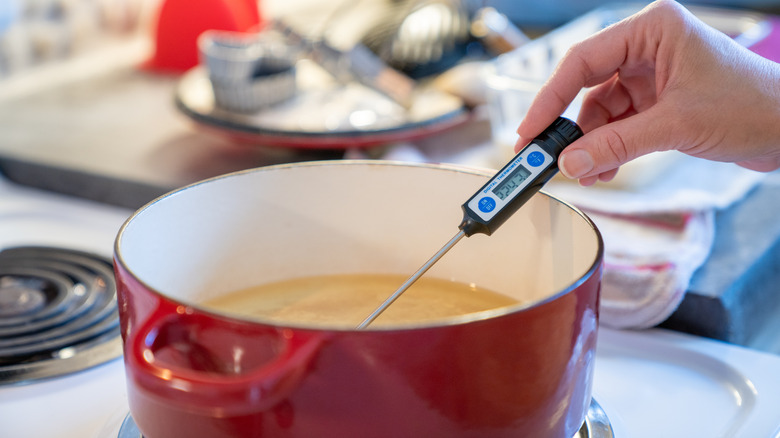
[465,143,553,221]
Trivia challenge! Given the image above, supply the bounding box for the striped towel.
[546,152,764,329]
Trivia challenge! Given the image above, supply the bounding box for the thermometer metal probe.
[357,117,583,329]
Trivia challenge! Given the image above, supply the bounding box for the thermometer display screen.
[492,164,532,200]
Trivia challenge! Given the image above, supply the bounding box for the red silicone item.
[144,0,262,73]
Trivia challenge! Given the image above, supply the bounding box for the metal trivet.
[117,398,614,437]
[0,246,122,385]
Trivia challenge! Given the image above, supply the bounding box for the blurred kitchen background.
[1,0,780,355]
[2,0,780,79]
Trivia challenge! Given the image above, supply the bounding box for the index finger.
[514,11,647,146]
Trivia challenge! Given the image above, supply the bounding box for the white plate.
[175,62,469,149]
[594,328,780,438]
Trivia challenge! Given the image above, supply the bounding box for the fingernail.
[513,137,530,154]
[559,149,594,179]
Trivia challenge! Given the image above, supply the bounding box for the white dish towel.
[545,152,765,329]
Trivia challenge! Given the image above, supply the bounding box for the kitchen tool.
[360,0,471,78]
[113,160,603,438]
[359,116,583,328]
[271,20,416,108]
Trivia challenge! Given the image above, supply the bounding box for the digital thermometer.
[357,117,583,328]
[459,116,583,236]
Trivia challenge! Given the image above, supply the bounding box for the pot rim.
[114,159,604,332]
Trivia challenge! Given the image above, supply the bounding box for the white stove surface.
[1,178,780,438]
[0,178,132,258]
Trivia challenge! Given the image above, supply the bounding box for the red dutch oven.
[113,161,603,438]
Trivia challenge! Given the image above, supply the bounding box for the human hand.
[515,0,780,186]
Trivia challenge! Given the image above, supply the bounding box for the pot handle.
[126,307,326,416]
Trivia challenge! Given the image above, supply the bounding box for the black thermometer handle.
[459,117,583,237]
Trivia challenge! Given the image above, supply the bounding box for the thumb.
[559,112,673,179]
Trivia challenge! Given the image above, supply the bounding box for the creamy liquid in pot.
[202,274,520,327]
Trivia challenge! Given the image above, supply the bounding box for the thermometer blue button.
[478,197,496,213]
[527,151,545,167]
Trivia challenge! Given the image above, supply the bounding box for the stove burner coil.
[0,247,122,385]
